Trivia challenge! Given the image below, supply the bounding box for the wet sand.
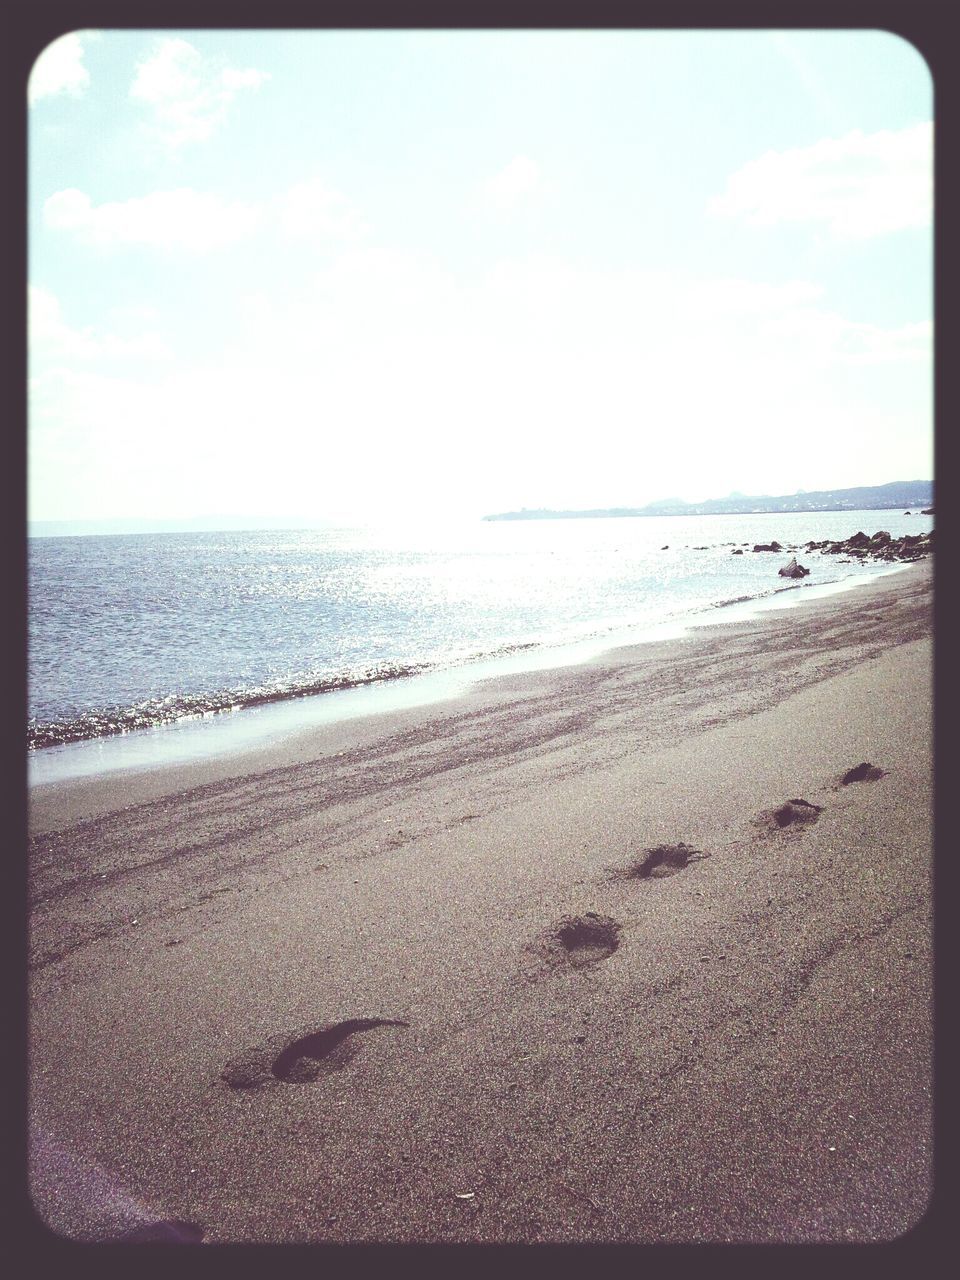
[28,563,933,1243]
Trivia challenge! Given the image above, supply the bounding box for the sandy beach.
[27,562,933,1244]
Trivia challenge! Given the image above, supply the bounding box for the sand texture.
[28,564,933,1244]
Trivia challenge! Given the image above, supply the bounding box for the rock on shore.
[778,557,810,578]
[804,530,933,563]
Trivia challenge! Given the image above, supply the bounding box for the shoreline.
[29,561,933,1242]
[29,558,918,823]
[29,514,932,779]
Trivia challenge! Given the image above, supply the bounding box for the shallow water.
[28,509,930,774]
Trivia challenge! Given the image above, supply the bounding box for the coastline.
[30,558,919,828]
[28,511,932,773]
[28,561,933,1242]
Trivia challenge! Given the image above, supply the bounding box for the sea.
[28,509,932,785]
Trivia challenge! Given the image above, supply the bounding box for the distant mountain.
[482,480,934,522]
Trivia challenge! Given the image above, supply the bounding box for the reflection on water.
[30,510,928,755]
[29,541,913,786]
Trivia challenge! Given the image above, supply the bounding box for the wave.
[26,578,832,753]
[709,579,813,611]
[711,594,756,609]
[27,637,552,752]
[28,660,432,751]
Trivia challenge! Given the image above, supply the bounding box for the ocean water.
[28,509,931,777]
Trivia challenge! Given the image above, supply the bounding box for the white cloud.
[707,122,932,238]
[29,31,97,105]
[220,67,267,91]
[130,36,269,148]
[254,256,928,503]
[684,277,825,315]
[480,155,542,212]
[29,366,173,520]
[43,187,260,251]
[765,310,933,366]
[29,285,172,362]
[44,178,368,253]
[850,318,932,364]
[274,180,368,242]
[28,285,65,344]
[28,250,932,521]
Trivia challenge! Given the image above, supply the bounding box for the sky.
[28,28,933,527]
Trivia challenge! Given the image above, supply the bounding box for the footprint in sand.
[838,761,886,785]
[618,842,708,880]
[758,798,824,834]
[538,912,621,969]
[221,1017,408,1090]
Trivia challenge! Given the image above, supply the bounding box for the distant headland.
[482,480,933,522]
